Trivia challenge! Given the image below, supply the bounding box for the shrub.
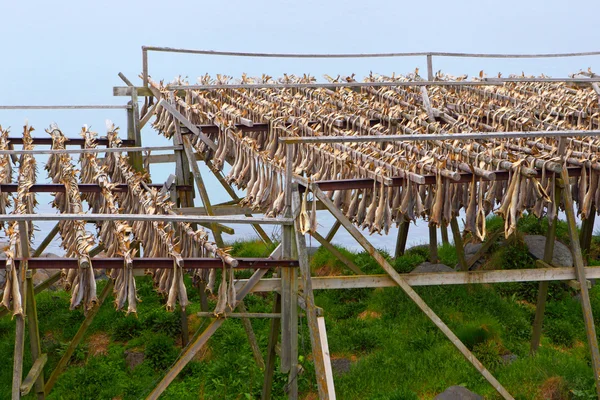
[545,319,577,347]
[455,320,500,350]
[143,309,181,337]
[472,339,502,370]
[111,315,143,341]
[145,333,178,370]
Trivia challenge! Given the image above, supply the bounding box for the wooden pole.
[531,181,562,354]
[325,221,341,242]
[31,223,59,257]
[395,220,410,258]
[580,209,596,262]
[238,301,266,369]
[427,54,434,81]
[294,188,334,399]
[261,292,281,400]
[25,271,45,399]
[450,218,468,271]
[313,185,514,399]
[311,231,363,275]
[12,221,30,400]
[440,224,449,245]
[44,281,114,395]
[560,168,600,397]
[428,224,438,263]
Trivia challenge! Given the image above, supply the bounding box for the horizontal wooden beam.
[0,183,193,193]
[196,312,281,319]
[280,130,600,144]
[113,86,153,96]
[0,213,292,225]
[238,267,600,292]
[12,258,298,270]
[0,145,179,156]
[7,137,135,146]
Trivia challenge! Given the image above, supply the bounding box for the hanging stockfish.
[46,124,98,312]
[1,124,37,316]
[81,126,139,314]
[0,126,12,221]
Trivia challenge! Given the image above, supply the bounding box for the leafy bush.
[455,320,501,350]
[546,319,577,347]
[111,315,143,341]
[143,309,181,337]
[472,340,502,370]
[145,333,178,370]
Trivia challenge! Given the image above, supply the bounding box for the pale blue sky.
[1,0,599,250]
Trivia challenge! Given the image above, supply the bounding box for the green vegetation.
[1,220,600,398]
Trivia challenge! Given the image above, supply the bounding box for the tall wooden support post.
[428,224,438,262]
[531,181,561,354]
[25,270,45,399]
[427,54,434,81]
[580,209,596,262]
[261,292,281,400]
[293,187,334,399]
[450,217,468,271]
[440,224,449,245]
[127,89,143,172]
[395,220,409,258]
[13,221,30,399]
[279,143,298,399]
[561,168,600,397]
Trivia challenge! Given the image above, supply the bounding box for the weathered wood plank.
[20,354,47,396]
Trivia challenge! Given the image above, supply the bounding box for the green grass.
[2,225,600,399]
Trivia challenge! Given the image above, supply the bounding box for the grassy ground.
[1,214,600,398]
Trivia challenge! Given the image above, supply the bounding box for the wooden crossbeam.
[20,354,47,396]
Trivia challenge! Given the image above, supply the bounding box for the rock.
[501,353,518,365]
[411,262,455,274]
[464,242,483,256]
[32,269,51,286]
[523,235,573,267]
[41,252,60,258]
[125,350,145,370]
[434,386,483,400]
[331,358,352,376]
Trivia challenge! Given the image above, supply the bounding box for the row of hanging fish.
[46,124,98,312]
[148,72,600,240]
[1,124,37,316]
[79,124,139,314]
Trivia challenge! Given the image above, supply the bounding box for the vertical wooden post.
[127,89,143,172]
[580,209,596,262]
[293,188,334,399]
[427,54,434,81]
[13,221,30,400]
[440,224,449,245]
[561,168,600,397]
[428,224,438,263]
[280,143,298,399]
[261,292,281,400]
[26,271,45,399]
[531,181,561,354]
[450,217,468,271]
[395,220,409,258]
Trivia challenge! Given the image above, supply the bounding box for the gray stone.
[434,386,483,400]
[464,242,483,256]
[331,358,352,376]
[411,262,455,274]
[125,350,145,371]
[32,269,51,286]
[501,353,518,365]
[523,235,573,267]
[41,252,60,258]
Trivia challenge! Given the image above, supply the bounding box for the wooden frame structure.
[3,48,600,400]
